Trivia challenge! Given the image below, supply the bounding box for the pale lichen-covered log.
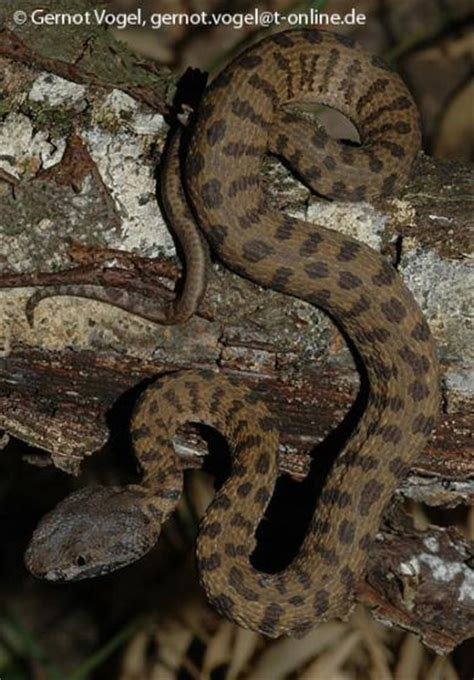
[0,7,472,652]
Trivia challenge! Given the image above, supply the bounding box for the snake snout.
[25,485,161,581]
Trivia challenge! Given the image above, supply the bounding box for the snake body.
[25,30,439,638]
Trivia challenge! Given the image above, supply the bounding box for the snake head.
[25,486,160,581]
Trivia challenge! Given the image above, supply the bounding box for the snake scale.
[25,30,439,638]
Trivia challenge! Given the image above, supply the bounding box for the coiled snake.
[25,30,439,638]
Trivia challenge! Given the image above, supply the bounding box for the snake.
[24,30,440,638]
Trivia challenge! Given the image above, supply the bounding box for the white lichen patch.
[81,126,174,255]
[399,551,474,604]
[400,249,473,375]
[306,200,386,251]
[428,214,454,225]
[92,89,164,135]
[445,368,474,399]
[423,536,439,553]
[399,558,420,577]
[28,72,87,108]
[129,111,166,135]
[4,71,170,256]
[102,89,139,117]
[420,553,474,603]
[0,113,66,177]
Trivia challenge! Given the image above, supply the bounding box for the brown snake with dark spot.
[25,30,440,638]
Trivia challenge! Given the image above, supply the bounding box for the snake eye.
[76,555,87,567]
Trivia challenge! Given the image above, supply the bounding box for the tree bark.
[0,9,472,653]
